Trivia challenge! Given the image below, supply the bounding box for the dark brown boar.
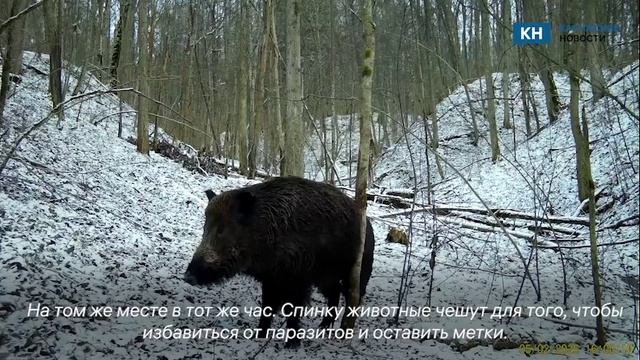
[184,176,375,347]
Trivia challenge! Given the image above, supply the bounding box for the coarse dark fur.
[184,176,375,346]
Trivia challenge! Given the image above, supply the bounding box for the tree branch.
[0,0,46,34]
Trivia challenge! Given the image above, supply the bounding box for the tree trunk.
[517,48,532,136]
[566,28,606,344]
[586,0,606,101]
[0,0,28,127]
[136,0,149,154]
[522,0,560,123]
[570,80,606,345]
[501,0,512,129]
[43,0,64,123]
[572,83,589,200]
[283,0,304,176]
[96,0,111,79]
[586,143,606,346]
[111,0,129,138]
[236,0,250,174]
[539,68,560,122]
[418,0,443,178]
[329,0,338,183]
[5,0,27,74]
[250,0,272,179]
[437,0,460,87]
[342,0,374,330]
[422,0,437,149]
[481,0,499,161]
[266,0,284,175]
[568,50,590,201]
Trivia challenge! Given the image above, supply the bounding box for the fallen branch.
[93,110,136,125]
[537,238,639,249]
[10,155,59,174]
[526,223,581,236]
[182,143,209,177]
[599,214,640,230]
[440,131,472,142]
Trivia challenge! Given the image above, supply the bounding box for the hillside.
[0,53,638,359]
[374,67,639,216]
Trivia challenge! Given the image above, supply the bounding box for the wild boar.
[184,176,375,346]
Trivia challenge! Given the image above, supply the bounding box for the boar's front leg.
[282,284,311,348]
[257,281,280,338]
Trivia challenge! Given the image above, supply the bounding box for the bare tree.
[110,0,130,138]
[283,0,304,176]
[342,0,375,330]
[250,0,272,179]
[236,0,250,174]
[481,0,499,161]
[501,0,512,129]
[566,5,606,345]
[523,0,560,123]
[517,48,532,136]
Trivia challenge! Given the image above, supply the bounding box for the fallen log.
[438,217,556,247]
[454,213,581,236]
[381,188,415,199]
[572,188,605,216]
[490,208,589,226]
[380,204,590,226]
[440,132,473,142]
[337,187,413,208]
[25,63,47,76]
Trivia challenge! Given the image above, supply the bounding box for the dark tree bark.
[43,0,64,122]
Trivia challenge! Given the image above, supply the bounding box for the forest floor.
[0,52,638,359]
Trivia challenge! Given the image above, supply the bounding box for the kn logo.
[513,22,551,45]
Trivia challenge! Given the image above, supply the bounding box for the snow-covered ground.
[0,53,638,359]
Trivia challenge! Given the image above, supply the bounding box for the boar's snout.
[184,256,205,285]
[183,270,197,285]
[184,254,230,285]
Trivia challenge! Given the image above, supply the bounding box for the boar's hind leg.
[318,282,341,328]
[257,282,281,338]
[360,218,375,299]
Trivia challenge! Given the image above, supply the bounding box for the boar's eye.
[216,223,225,234]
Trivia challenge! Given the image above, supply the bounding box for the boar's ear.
[235,191,256,221]
[205,189,217,201]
